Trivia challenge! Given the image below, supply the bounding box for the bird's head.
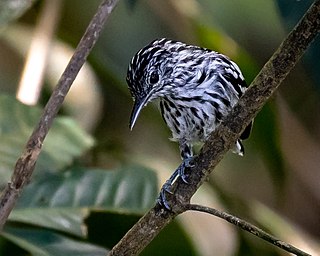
[126,38,176,130]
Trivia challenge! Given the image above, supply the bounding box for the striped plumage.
[127,38,252,161]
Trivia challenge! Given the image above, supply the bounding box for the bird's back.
[159,43,247,148]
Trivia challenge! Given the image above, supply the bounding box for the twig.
[108,1,320,255]
[0,0,119,230]
[186,204,311,256]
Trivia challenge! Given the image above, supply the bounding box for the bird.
[126,38,252,209]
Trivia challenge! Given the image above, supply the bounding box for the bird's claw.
[158,157,195,211]
[177,156,194,183]
[157,183,172,210]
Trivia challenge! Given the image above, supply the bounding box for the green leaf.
[16,166,158,211]
[9,166,158,237]
[39,117,94,171]
[9,208,88,238]
[0,95,94,184]
[2,226,107,256]
[5,166,158,254]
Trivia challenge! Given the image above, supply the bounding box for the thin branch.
[0,0,119,230]
[186,204,311,256]
[108,1,320,255]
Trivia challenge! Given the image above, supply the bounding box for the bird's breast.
[159,97,219,144]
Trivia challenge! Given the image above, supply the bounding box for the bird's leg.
[177,142,195,182]
[158,143,195,210]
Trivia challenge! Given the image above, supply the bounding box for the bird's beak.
[129,95,149,130]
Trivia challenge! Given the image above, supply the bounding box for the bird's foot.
[178,156,195,183]
[157,157,195,211]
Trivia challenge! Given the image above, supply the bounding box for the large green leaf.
[0,95,94,183]
[16,166,158,211]
[1,226,107,256]
[9,208,88,238]
[9,166,158,237]
[4,166,158,255]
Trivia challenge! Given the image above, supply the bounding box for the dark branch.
[0,0,119,230]
[186,204,311,256]
[108,1,320,255]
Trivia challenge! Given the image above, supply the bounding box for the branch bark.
[108,1,320,255]
[186,204,311,256]
[0,0,119,230]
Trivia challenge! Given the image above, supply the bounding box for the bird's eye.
[149,71,159,84]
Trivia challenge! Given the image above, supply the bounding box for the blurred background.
[0,0,319,255]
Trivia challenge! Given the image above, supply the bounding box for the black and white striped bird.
[126,38,252,209]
